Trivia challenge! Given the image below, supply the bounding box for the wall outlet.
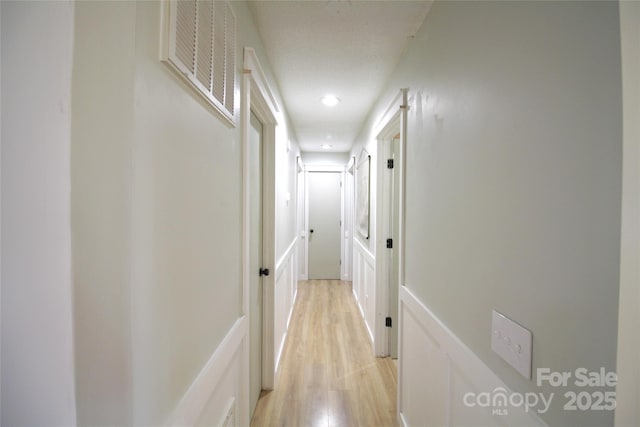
[491,310,532,379]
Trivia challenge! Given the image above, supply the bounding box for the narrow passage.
[251,280,399,427]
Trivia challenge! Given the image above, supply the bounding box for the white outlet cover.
[491,310,532,379]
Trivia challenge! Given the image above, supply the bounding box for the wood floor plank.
[251,280,399,427]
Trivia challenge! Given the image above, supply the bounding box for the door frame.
[616,4,640,423]
[242,48,279,417]
[247,109,265,417]
[342,157,356,281]
[374,89,408,357]
[304,165,345,281]
[296,157,308,280]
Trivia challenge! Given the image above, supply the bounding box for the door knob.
[309,229,314,233]
[259,267,270,277]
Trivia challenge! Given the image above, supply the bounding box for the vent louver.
[163,0,236,126]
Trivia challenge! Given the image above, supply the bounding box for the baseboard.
[165,316,248,427]
[352,286,374,345]
[399,286,548,427]
[399,412,409,427]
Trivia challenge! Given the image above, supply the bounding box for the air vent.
[162,0,237,126]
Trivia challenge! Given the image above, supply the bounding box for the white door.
[308,172,342,279]
[249,111,263,415]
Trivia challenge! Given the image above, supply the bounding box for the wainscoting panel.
[399,304,448,427]
[353,238,376,346]
[274,238,299,376]
[399,286,548,427]
[166,317,248,427]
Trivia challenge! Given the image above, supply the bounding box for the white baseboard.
[399,286,548,427]
[165,316,248,427]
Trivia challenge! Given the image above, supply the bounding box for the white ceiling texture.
[248,1,433,153]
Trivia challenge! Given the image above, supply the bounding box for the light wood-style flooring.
[251,280,399,427]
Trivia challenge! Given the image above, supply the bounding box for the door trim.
[374,89,408,357]
[242,48,278,410]
[296,158,308,280]
[342,157,356,281]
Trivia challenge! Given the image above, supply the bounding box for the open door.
[248,111,264,415]
[386,134,401,358]
[374,89,407,358]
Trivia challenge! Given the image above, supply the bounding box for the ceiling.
[248,1,433,153]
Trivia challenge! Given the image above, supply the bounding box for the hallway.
[251,280,398,427]
[2,1,638,426]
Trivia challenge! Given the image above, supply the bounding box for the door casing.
[342,157,356,282]
[242,48,279,424]
[296,158,307,280]
[374,89,408,358]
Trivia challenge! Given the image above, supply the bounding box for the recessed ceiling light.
[321,144,333,150]
[321,95,341,107]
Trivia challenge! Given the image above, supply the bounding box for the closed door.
[308,172,341,279]
[249,111,263,415]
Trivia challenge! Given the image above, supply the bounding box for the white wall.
[0,1,303,424]
[615,1,640,425]
[351,122,379,351]
[342,160,355,281]
[71,2,135,423]
[70,1,299,425]
[297,163,307,280]
[271,61,301,384]
[353,2,622,426]
[130,3,248,422]
[276,134,300,260]
[1,1,77,425]
[301,151,350,166]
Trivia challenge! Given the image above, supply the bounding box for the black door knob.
[309,229,314,233]
[259,267,270,277]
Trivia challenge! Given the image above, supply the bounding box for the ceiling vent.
[162,0,236,126]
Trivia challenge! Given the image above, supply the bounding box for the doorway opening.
[307,171,342,279]
[374,89,408,358]
[300,164,347,281]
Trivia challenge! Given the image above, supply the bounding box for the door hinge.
[387,159,394,169]
[386,238,393,249]
[386,317,392,328]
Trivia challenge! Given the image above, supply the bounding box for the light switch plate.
[491,310,532,379]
